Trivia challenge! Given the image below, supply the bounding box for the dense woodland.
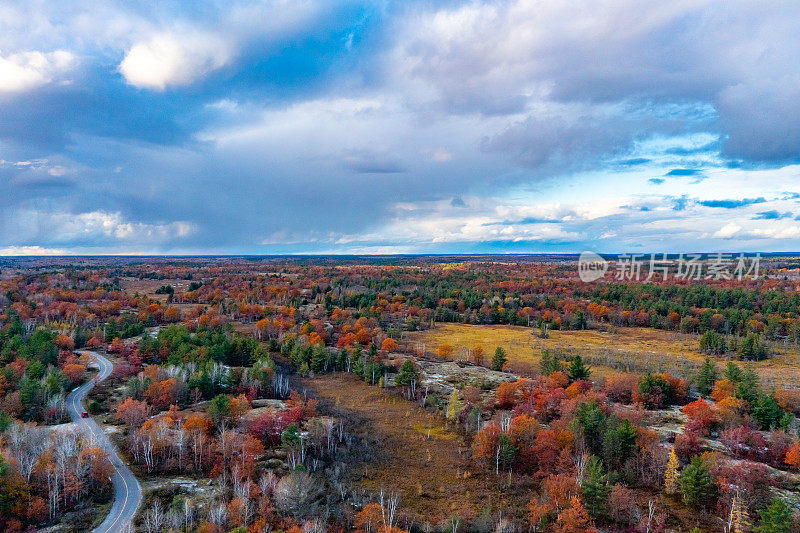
[1,256,800,532]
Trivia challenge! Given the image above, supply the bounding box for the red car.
[81,411,89,418]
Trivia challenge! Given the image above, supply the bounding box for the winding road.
[67,351,142,533]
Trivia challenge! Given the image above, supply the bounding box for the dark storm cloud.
[480,112,655,173]
[395,1,800,164]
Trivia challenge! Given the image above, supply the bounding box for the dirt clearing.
[302,373,533,523]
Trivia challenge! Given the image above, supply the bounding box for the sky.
[2,0,800,255]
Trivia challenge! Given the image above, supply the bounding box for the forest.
[0,255,799,532]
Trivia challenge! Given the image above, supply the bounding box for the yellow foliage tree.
[729,493,750,533]
[447,389,462,421]
[665,447,680,495]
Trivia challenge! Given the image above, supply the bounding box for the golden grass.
[119,277,194,301]
[407,323,800,389]
[412,422,455,440]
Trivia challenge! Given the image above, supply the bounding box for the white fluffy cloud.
[119,32,233,90]
[0,245,70,256]
[0,49,74,93]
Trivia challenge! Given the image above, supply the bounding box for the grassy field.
[406,323,800,389]
[120,277,193,303]
[302,373,535,523]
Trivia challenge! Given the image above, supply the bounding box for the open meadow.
[407,323,800,389]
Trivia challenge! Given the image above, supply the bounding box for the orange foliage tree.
[116,397,150,428]
[436,343,454,359]
[381,338,398,352]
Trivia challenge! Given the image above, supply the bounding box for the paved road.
[67,351,142,533]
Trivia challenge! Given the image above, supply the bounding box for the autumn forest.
[1,255,800,533]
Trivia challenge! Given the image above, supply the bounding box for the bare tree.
[208,501,228,530]
[143,500,164,533]
[379,490,400,530]
[7,422,49,482]
[274,472,323,520]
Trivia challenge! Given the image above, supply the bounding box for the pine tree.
[724,361,743,383]
[105,318,119,343]
[735,365,761,406]
[540,349,561,375]
[497,433,517,471]
[540,349,553,375]
[581,455,610,519]
[754,497,792,533]
[568,355,591,382]
[492,347,508,371]
[665,447,680,495]
[395,360,419,386]
[697,358,718,397]
[680,456,718,509]
[310,345,327,373]
[602,417,637,470]
[700,330,727,355]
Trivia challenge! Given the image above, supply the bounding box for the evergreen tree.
[395,359,419,386]
[351,346,364,376]
[754,498,793,533]
[739,332,769,361]
[568,355,591,382]
[492,347,508,371]
[735,366,761,406]
[310,345,327,373]
[540,349,553,374]
[337,348,348,370]
[575,401,607,455]
[539,349,561,375]
[281,423,300,448]
[752,394,786,430]
[602,417,637,470]
[208,394,231,427]
[497,433,517,470]
[105,318,119,343]
[724,361,743,383]
[696,358,718,396]
[680,456,718,509]
[581,455,610,519]
[572,310,588,330]
[700,330,727,355]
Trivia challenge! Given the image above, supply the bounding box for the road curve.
[66,351,142,533]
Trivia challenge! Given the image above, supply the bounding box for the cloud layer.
[1,1,800,254]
